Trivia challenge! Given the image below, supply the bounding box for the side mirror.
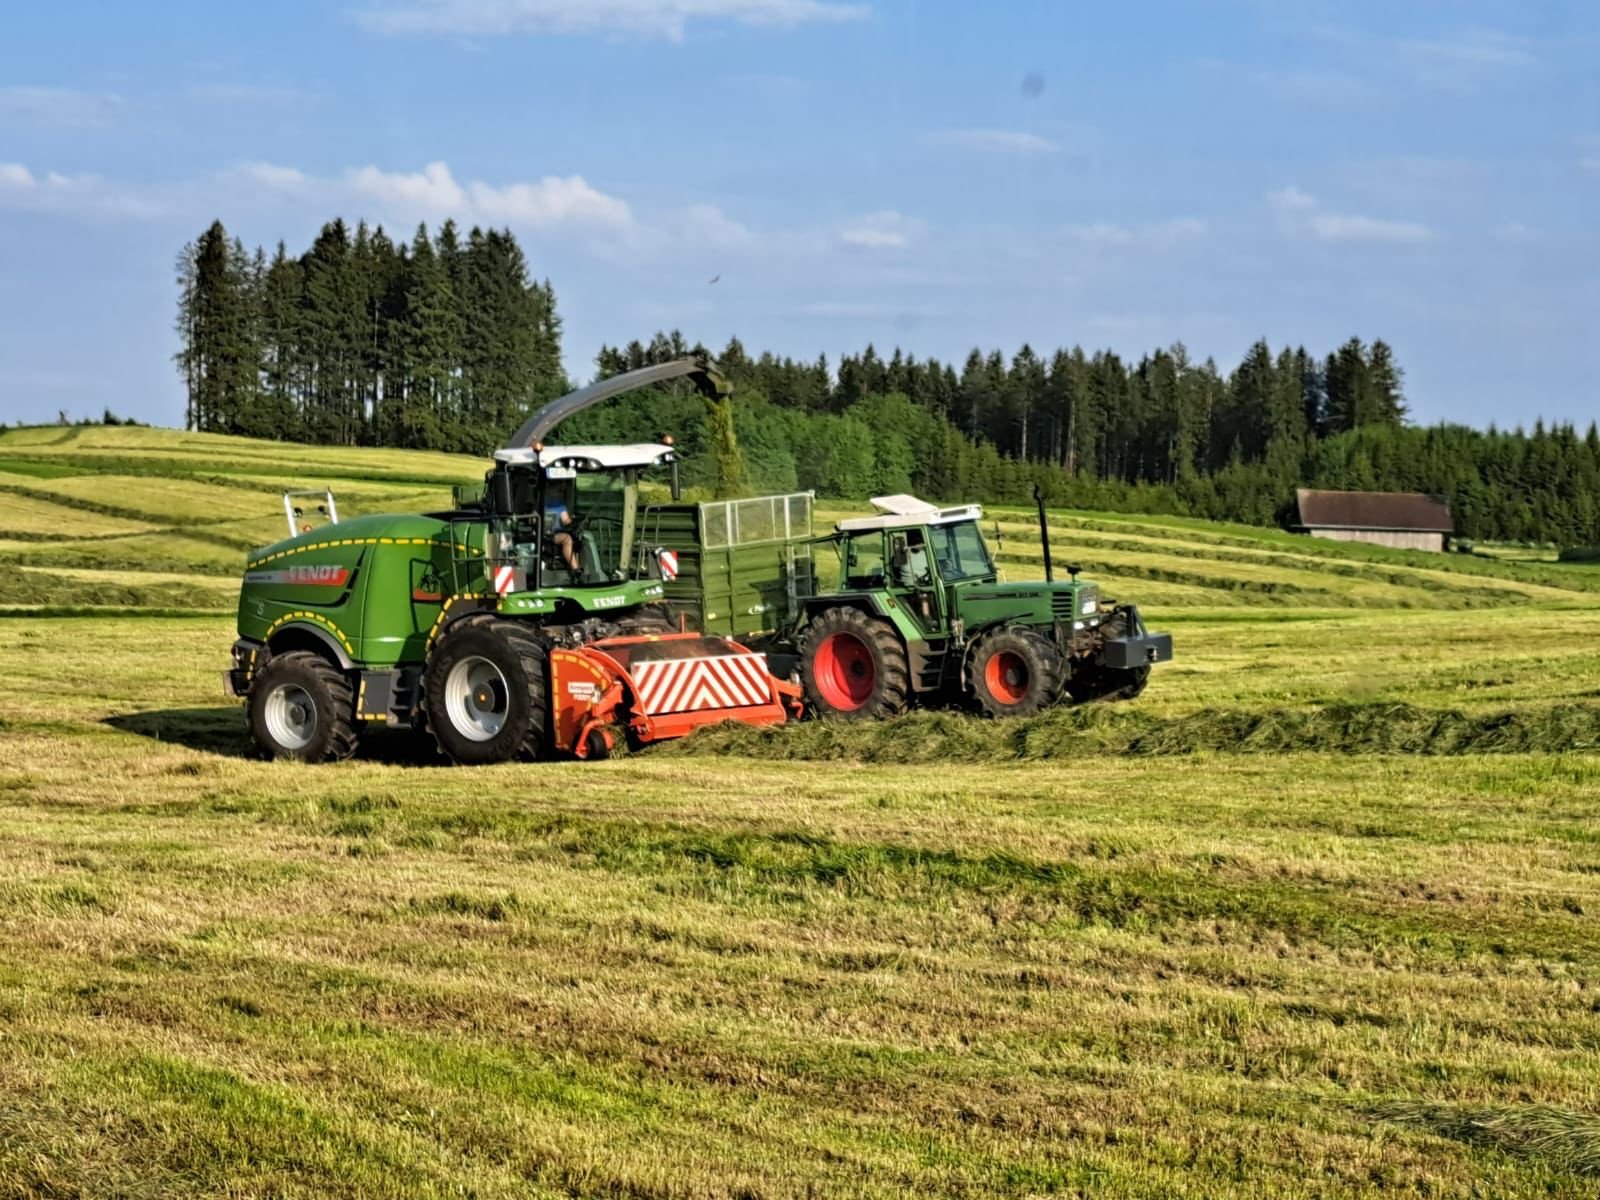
[492,470,514,515]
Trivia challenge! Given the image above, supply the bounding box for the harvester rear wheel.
[248,650,359,763]
[966,626,1066,718]
[424,616,549,764]
[799,607,909,720]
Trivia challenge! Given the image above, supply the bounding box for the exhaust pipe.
[1033,483,1053,583]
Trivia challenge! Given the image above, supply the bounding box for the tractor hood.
[954,578,1102,627]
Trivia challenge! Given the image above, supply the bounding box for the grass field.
[4,425,1600,1197]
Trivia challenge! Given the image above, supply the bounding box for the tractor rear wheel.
[966,626,1066,718]
[248,650,359,763]
[424,616,549,764]
[799,607,909,720]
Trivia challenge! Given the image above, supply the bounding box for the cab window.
[843,532,886,588]
[929,520,994,581]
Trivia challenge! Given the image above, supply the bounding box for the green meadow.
[3,425,1600,1197]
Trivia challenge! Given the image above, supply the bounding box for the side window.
[844,533,885,588]
[889,530,931,588]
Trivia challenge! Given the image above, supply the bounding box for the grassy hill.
[4,423,1597,613]
[5,424,1600,1197]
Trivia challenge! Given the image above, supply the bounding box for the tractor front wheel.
[799,607,910,720]
[247,650,360,763]
[424,616,549,764]
[966,627,1066,718]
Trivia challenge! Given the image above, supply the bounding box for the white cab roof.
[492,443,676,469]
[836,494,983,533]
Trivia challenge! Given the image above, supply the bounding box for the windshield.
[543,469,635,585]
[929,520,994,582]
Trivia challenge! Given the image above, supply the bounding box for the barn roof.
[1293,489,1453,533]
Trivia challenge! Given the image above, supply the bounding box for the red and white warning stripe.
[657,548,679,581]
[630,654,773,714]
[492,564,521,596]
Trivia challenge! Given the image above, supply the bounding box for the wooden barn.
[1290,489,1454,553]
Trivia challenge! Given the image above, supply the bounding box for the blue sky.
[0,0,1596,430]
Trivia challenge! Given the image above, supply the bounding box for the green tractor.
[794,493,1171,719]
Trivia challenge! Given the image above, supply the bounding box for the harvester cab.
[466,440,677,600]
[796,494,1173,721]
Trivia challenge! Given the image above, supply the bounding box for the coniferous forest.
[177,218,1600,546]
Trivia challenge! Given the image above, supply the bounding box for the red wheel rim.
[985,650,1030,706]
[813,631,876,710]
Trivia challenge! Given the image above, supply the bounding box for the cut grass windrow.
[663,700,1600,762]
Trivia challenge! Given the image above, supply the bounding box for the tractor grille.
[1051,592,1076,620]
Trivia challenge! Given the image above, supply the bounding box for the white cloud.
[469,174,631,227]
[1258,68,1378,108]
[930,128,1058,155]
[0,162,166,219]
[839,210,921,250]
[1394,29,1537,72]
[0,156,635,233]
[348,160,468,211]
[238,158,634,230]
[794,301,943,320]
[0,86,124,128]
[235,162,311,191]
[354,0,868,41]
[1063,217,1207,248]
[1312,26,1540,94]
[670,203,754,249]
[1268,186,1433,244]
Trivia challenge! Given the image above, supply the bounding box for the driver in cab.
[545,500,581,573]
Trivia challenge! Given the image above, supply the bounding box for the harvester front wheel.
[247,651,360,763]
[966,627,1066,718]
[799,607,909,720]
[424,617,549,764]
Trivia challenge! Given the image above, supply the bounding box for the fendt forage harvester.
[228,357,808,763]
[227,355,1172,763]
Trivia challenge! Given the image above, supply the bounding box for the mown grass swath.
[3,425,1600,1196]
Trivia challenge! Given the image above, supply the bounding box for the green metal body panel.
[498,579,666,617]
[238,512,468,668]
[638,496,815,639]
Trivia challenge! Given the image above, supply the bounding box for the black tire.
[1066,664,1151,704]
[247,650,359,763]
[1067,610,1153,704]
[965,626,1066,718]
[423,615,549,764]
[798,606,909,720]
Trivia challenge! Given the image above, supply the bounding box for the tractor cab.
[830,496,995,636]
[474,441,679,597]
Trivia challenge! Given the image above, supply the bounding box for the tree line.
[573,332,1600,546]
[175,218,563,455]
[175,219,1600,546]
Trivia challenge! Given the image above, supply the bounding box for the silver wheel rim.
[264,683,317,751]
[444,655,510,742]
